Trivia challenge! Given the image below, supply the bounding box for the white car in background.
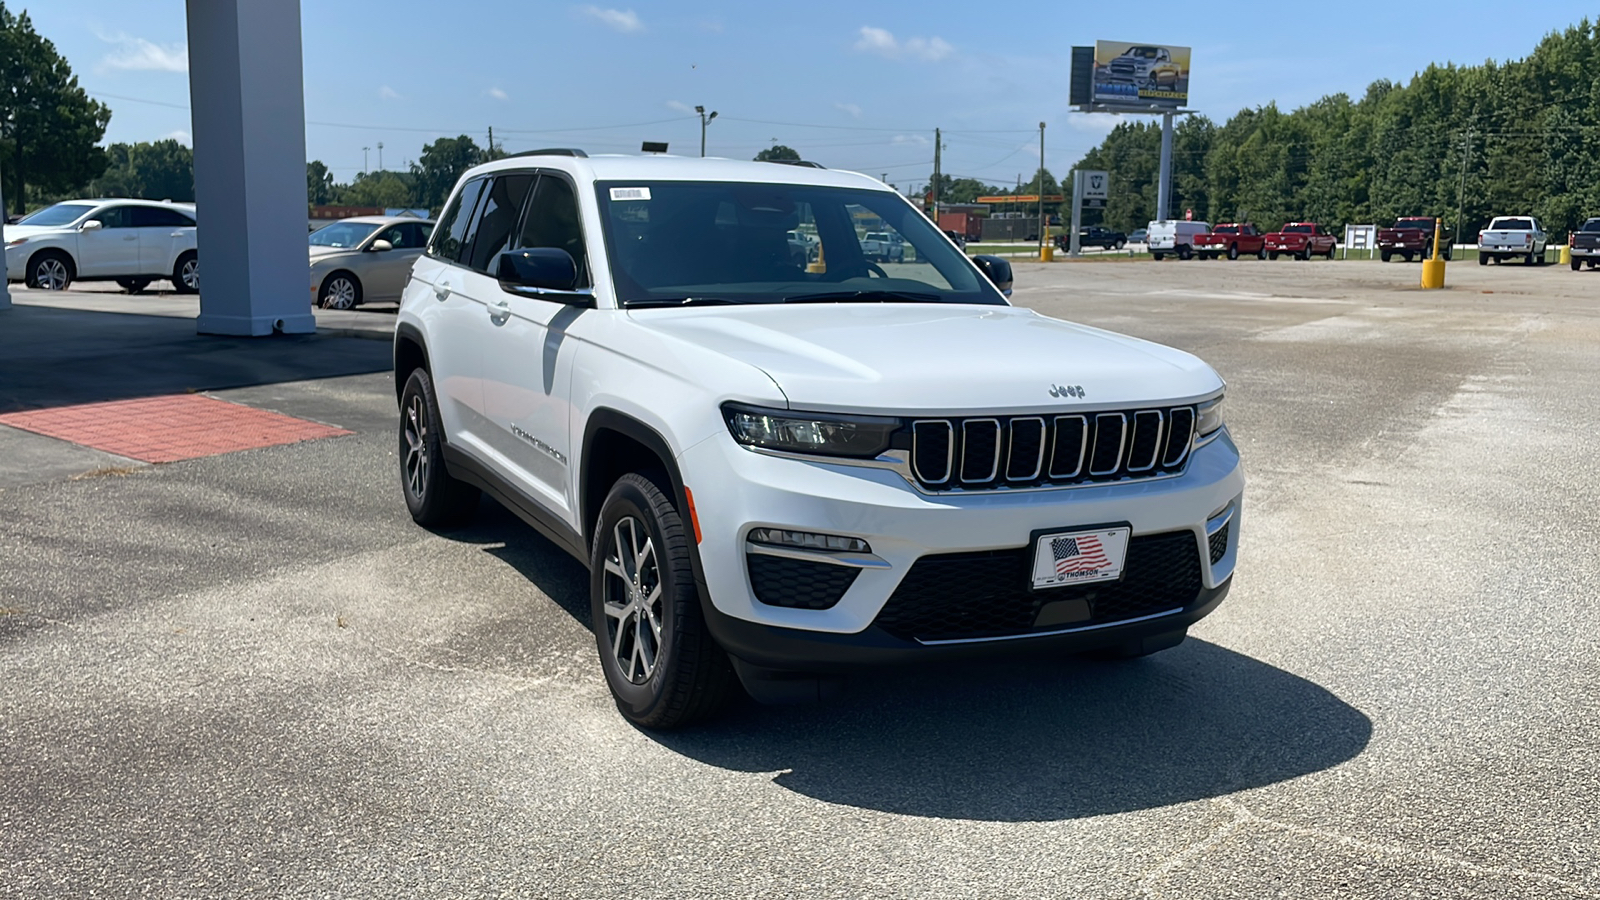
[4,198,199,293]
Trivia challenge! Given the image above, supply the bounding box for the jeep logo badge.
[1049,384,1085,399]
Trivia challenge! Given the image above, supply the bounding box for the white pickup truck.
[1477,215,1548,266]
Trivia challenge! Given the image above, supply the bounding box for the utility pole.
[487,126,496,158]
[1456,128,1472,249]
[1038,122,1046,254]
[377,141,384,172]
[0,161,10,310]
[695,105,718,157]
[1156,112,1174,222]
[362,146,369,175]
[931,127,941,222]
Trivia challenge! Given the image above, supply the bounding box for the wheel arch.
[28,246,77,279]
[393,323,430,402]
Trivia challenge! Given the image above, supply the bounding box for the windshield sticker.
[610,187,651,201]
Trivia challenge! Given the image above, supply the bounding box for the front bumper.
[678,428,1244,661]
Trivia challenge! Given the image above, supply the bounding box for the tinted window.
[374,221,431,250]
[90,207,134,228]
[401,222,433,248]
[1493,218,1533,231]
[519,175,590,287]
[1581,220,1600,233]
[131,206,196,227]
[429,178,486,262]
[465,174,535,272]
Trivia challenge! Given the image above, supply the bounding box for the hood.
[309,246,355,262]
[4,224,73,242]
[635,303,1222,414]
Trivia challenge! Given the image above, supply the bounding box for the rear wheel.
[591,473,736,729]
[1380,250,1392,262]
[1478,253,1488,266]
[172,252,199,294]
[1269,251,1280,260]
[1227,244,1239,260]
[1572,256,1582,271]
[1177,245,1192,260]
[1402,251,1414,262]
[1525,251,1537,266]
[398,368,480,527]
[1152,252,1165,261]
[116,277,152,294]
[26,251,74,290]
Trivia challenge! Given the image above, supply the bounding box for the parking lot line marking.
[0,394,352,463]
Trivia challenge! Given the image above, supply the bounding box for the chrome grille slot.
[960,419,1002,484]
[912,420,954,484]
[1005,417,1046,481]
[1126,410,1164,472]
[1163,407,1195,467]
[1089,413,1127,475]
[1049,415,1088,478]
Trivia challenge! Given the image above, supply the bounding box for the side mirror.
[496,248,591,305]
[368,239,393,252]
[80,219,104,232]
[972,254,1013,297]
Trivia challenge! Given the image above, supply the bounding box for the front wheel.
[398,368,480,527]
[172,252,199,294]
[26,251,74,290]
[1227,244,1239,260]
[116,277,152,294]
[591,474,736,729]
[319,272,362,309]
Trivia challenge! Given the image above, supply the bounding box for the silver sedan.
[308,216,434,309]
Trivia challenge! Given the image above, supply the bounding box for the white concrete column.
[0,165,10,311]
[185,0,313,335]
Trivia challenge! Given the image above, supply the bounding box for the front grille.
[909,406,1194,491]
[748,553,860,610]
[872,530,1202,642]
[1208,522,1230,565]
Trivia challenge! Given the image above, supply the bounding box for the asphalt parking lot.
[3,258,1599,898]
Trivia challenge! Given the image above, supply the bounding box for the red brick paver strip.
[0,394,352,463]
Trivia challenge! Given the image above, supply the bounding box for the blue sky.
[26,1,1591,193]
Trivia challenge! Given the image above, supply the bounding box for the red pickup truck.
[1265,223,1337,260]
[1377,217,1450,262]
[1193,223,1267,260]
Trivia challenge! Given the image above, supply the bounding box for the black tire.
[1402,251,1414,262]
[172,251,199,294]
[1152,252,1165,261]
[116,277,152,294]
[1256,247,1266,260]
[1381,250,1392,262]
[1572,257,1581,271]
[25,250,74,290]
[1115,240,1126,249]
[1478,253,1488,266]
[398,368,480,527]
[1269,251,1280,260]
[1525,251,1536,266]
[318,271,363,309]
[1326,245,1337,260]
[590,473,736,729]
[1177,245,1192,260]
[1227,243,1239,260]
[1588,259,1597,269]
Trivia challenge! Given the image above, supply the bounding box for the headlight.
[722,402,900,458]
[1196,395,1225,445]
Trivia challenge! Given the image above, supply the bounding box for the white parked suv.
[395,151,1243,728]
[3,198,199,293]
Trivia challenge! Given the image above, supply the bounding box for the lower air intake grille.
[748,554,860,610]
[1208,522,1230,565]
[872,530,1202,642]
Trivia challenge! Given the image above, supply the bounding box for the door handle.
[124,236,138,241]
[488,298,511,324]
[169,231,184,237]
[434,281,452,301]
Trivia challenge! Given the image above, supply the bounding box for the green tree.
[754,144,801,162]
[307,160,334,205]
[0,3,112,212]
[88,140,193,201]
[341,170,415,208]
[411,135,484,211]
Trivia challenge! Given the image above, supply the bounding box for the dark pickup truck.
[1057,225,1127,251]
[1570,218,1600,270]
[1377,217,1450,262]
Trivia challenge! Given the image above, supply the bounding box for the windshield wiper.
[782,289,943,304]
[623,297,742,309]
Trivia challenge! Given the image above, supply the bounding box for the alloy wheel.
[403,393,429,499]
[602,516,664,685]
[181,258,200,291]
[324,277,357,309]
[36,258,69,290]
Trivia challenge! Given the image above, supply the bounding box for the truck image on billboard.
[1092,41,1190,109]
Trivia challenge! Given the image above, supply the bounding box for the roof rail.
[509,148,589,158]
[760,159,826,169]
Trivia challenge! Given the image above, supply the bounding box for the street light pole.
[695,105,718,157]
[377,141,384,172]
[1038,122,1046,254]
[362,146,369,175]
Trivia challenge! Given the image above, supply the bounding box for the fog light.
[748,528,870,553]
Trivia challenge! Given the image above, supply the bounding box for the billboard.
[1091,41,1190,110]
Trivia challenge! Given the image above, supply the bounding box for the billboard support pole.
[1069,170,1083,258]
[0,161,9,311]
[1157,111,1174,222]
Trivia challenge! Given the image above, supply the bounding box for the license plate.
[1031,526,1131,589]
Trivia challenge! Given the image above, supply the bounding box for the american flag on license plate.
[1052,535,1109,575]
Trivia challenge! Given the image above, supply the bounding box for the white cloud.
[163,130,191,146]
[835,102,864,119]
[853,26,952,62]
[891,134,931,147]
[95,30,187,73]
[487,87,509,101]
[378,85,402,100]
[699,18,724,33]
[577,5,643,33]
[1067,112,1126,133]
[666,100,696,114]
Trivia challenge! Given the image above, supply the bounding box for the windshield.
[1129,47,1160,58]
[309,221,380,248]
[1582,220,1600,233]
[17,203,95,228]
[1491,218,1533,231]
[1284,225,1313,234]
[594,181,1004,307]
[1396,219,1434,229]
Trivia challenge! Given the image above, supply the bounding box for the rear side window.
[90,207,134,228]
[131,206,196,227]
[465,174,536,273]
[429,177,487,262]
[517,175,590,288]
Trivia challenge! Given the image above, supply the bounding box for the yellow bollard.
[1420,217,1447,289]
[1560,242,1572,266]
[1040,240,1054,262]
[806,244,826,274]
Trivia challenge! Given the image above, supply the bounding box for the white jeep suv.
[394,151,1243,728]
[4,198,199,293]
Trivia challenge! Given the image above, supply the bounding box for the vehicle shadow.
[0,303,391,412]
[453,505,1373,823]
